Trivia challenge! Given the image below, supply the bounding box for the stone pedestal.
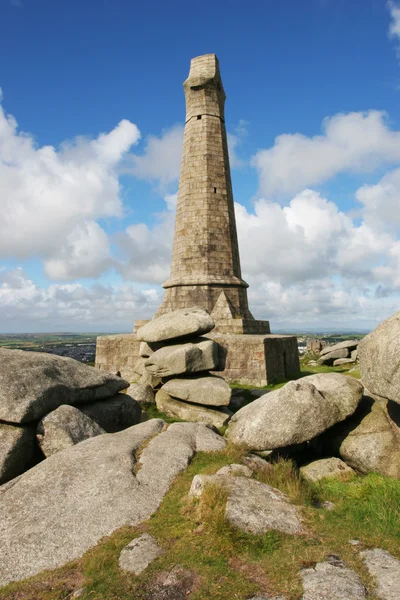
[208,333,300,387]
[95,334,141,382]
[95,332,300,388]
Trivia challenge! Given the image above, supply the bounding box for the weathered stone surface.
[319,395,400,478]
[139,371,162,389]
[0,420,224,586]
[360,548,400,600]
[125,383,155,404]
[320,340,359,356]
[0,424,38,485]
[318,349,349,365]
[226,374,362,451]
[156,389,232,428]
[359,311,400,404]
[215,463,253,477]
[301,558,366,599]
[80,394,141,433]
[209,332,300,387]
[351,349,358,361]
[36,405,105,457]
[145,339,218,377]
[190,474,303,535]
[95,333,141,383]
[333,358,354,366]
[162,374,231,407]
[300,458,354,483]
[137,308,215,342]
[0,348,129,424]
[118,533,163,575]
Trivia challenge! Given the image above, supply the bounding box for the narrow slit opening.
[214,187,217,193]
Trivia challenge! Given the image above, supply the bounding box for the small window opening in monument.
[214,187,217,193]
[197,115,202,120]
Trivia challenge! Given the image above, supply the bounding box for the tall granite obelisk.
[95,54,300,386]
[156,54,270,334]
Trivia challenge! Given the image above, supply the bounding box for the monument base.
[208,333,300,387]
[95,331,300,388]
[95,334,141,382]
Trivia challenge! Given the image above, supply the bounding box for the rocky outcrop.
[156,389,232,429]
[226,374,363,451]
[190,469,303,536]
[358,310,400,404]
[36,405,105,457]
[0,348,129,424]
[145,339,218,378]
[137,308,215,342]
[0,420,225,587]
[300,458,354,483]
[316,340,359,366]
[317,395,400,478]
[0,424,38,484]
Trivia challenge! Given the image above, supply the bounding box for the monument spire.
[156,54,270,334]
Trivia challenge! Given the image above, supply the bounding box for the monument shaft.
[156,54,269,334]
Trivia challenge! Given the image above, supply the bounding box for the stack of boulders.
[0,348,139,484]
[317,339,359,366]
[129,308,233,429]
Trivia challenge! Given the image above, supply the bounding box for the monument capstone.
[96,54,300,386]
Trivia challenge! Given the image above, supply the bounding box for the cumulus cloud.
[115,195,175,284]
[126,124,184,189]
[252,111,400,197]
[0,268,160,332]
[0,90,140,278]
[356,167,400,232]
[388,1,400,58]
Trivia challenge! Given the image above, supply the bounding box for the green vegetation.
[2,450,399,600]
[0,333,103,351]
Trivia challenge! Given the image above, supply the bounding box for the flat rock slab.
[162,374,231,406]
[0,348,129,424]
[226,373,363,451]
[145,339,218,378]
[301,558,366,599]
[320,340,359,356]
[190,474,303,536]
[118,533,163,575]
[156,389,232,429]
[300,458,354,483]
[360,548,400,600]
[318,348,349,365]
[0,420,225,587]
[37,405,106,457]
[0,423,38,484]
[137,308,215,342]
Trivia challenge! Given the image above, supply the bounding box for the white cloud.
[0,268,160,332]
[0,90,140,279]
[356,167,400,232]
[252,111,400,197]
[126,124,184,188]
[388,1,400,58]
[227,119,249,169]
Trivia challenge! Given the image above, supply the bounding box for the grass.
[2,445,400,600]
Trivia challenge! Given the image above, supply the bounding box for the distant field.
[0,333,105,350]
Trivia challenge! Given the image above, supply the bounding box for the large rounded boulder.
[359,310,400,404]
[226,373,363,451]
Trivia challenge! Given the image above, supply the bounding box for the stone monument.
[96,54,299,386]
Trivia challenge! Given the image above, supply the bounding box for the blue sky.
[1,0,400,332]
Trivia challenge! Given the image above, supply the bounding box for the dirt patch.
[145,564,200,600]
[229,556,272,594]
[0,566,84,600]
